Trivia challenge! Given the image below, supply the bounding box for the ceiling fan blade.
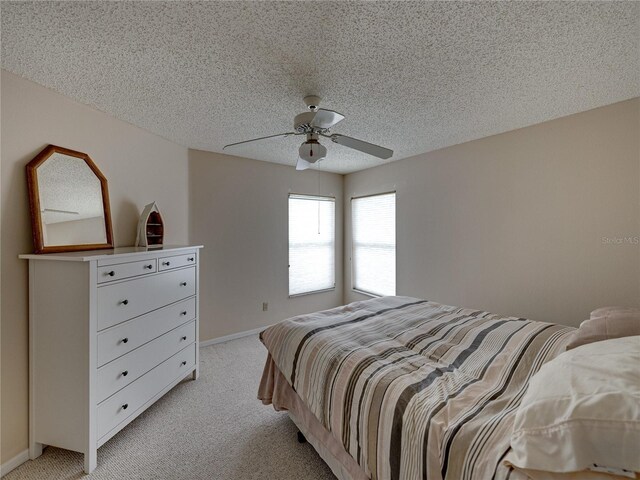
[296,157,312,171]
[310,109,345,129]
[223,132,297,150]
[329,134,393,159]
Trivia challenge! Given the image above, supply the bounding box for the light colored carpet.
[6,336,336,479]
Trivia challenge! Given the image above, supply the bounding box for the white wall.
[189,150,344,341]
[0,70,190,464]
[344,98,640,326]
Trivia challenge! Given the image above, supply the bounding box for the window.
[288,194,336,296]
[352,192,396,296]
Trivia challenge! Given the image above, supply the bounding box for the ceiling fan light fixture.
[223,96,394,171]
[298,140,327,163]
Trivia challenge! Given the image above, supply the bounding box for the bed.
[258,296,575,480]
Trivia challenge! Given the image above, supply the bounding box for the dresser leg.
[192,367,199,380]
[29,442,43,460]
[84,449,97,474]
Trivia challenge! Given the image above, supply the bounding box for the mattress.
[259,296,574,480]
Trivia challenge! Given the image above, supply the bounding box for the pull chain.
[317,160,321,234]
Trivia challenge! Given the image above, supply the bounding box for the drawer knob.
[181,361,187,366]
[181,336,187,341]
[163,261,171,266]
[121,337,129,344]
[187,257,194,262]
[121,299,129,306]
[180,282,187,287]
[122,370,128,377]
[144,264,153,270]
[122,403,129,410]
[180,311,187,316]
[107,270,115,277]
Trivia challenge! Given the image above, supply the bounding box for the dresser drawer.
[97,259,157,284]
[158,253,197,271]
[97,321,195,402]
[97,268,196,330]
[97,297,196,367]
[97,343,195,439]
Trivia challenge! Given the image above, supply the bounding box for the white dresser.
[20,245,203,473]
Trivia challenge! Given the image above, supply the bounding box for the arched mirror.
[26,145,114,253]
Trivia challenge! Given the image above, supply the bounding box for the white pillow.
[566,307,640,351]
[506,336,640,477]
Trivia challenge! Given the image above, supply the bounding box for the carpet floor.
[5,336,336,480]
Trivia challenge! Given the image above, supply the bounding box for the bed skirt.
[258,353,370,480]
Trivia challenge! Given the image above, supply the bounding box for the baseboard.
[1,449,29,477]
[199,326,265,348]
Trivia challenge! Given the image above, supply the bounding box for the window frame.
[350,191,397,298]
[288,192,337,298]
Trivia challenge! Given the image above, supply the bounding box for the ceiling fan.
[223,96,394,170]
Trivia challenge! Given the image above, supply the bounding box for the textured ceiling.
[38,153,104,223]
[1,1,638,174]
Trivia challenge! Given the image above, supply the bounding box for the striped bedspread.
[260,296,574,480]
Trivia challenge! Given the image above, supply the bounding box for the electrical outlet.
[262,302,268,312]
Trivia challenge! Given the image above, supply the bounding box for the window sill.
[351,288,382,299]
[289,287,336,298]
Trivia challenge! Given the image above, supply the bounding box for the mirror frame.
[26,144,114,254]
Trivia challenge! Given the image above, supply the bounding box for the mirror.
[26,145,113,253]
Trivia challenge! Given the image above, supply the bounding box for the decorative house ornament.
[135,202,164,248]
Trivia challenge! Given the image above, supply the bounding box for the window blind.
[288,194,336,296]
[352,192,396,297]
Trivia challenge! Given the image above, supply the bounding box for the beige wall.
[1,68,637,467]
[0,70,190,463]
[43,216,107,246]
[345,98,640,326]
[189,150,344,341]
